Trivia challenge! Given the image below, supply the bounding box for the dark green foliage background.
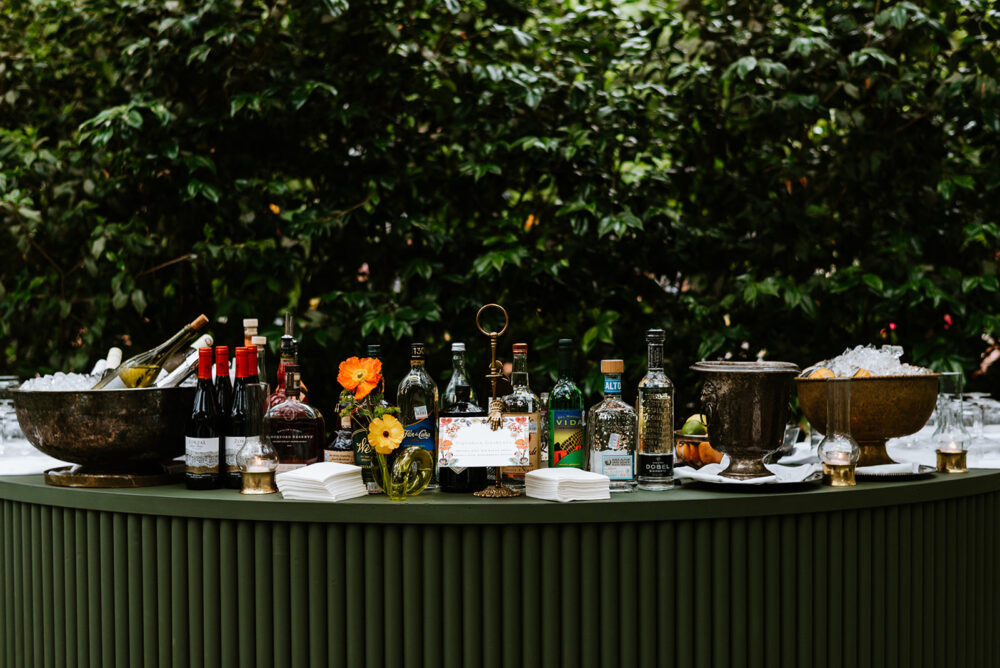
[2,0,998,415]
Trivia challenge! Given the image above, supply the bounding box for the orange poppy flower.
[337,357,382,400]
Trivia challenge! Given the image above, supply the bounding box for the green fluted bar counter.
[2,471,1000,668]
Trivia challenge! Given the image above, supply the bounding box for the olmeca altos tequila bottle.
[586,359,637,492]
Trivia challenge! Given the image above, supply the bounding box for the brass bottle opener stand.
[473,303,521,498]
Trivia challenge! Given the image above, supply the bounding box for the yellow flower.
[337,356,383,400]
[369,415,404,455]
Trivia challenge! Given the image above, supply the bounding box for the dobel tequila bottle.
[586,359,637,492]
[397,343,439,485]
[501,342,541,486]
[637,329,675,490]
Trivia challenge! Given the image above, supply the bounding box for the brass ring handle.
[475,303,509,338]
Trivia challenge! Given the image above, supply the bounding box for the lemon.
[808,367,835,379]
[684,413,708,425]
[681,419,708,436]
[853,368,872,378]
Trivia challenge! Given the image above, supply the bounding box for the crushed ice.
[801,345,932,378]
[18,372,99,391]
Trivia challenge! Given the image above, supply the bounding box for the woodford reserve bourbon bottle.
[264,366,325,472]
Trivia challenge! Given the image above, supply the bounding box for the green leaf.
[862,274,884,293]
[112,291,129,310]
[953,175,975,190]
[962,277,979,293]
[131,289,147,315]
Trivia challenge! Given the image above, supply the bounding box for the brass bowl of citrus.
[796,373,939,467]
[674,414,724,469]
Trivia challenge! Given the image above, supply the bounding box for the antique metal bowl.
[11,387,195,472]
[796,374,939,467]
[691,360,800,479]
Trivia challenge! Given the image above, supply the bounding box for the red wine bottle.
[185,347,222,490]
[225,347,250,489]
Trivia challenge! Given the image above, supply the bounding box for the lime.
[681,419,708,436]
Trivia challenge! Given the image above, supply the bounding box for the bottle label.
[185,436,220,474]
[550,410,584,468]
[638,452,674,479]
[269,430,318,465]
[224,436,246,474]
[413,405,428,420]
[324,449,356,465]
[352,429,375,484]
[501,411,541,477]
[591,451,634,481]
[275,463,305,473]
[639,392,674,452]
[604,377,621,394]
[607,433,622,449]
[402,416,435,454]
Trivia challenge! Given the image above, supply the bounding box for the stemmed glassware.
[964,393,1000,464]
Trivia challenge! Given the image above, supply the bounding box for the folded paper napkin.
[0,453,73,476]
[275,462,368,501]
[675,457,821,485]
[856,462,925,476]
[525,467,611,502]
[776,443,818,467]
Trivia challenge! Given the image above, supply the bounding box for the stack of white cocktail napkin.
[525,467,611,502]
[276,462,368,501]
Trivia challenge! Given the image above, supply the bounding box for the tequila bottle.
[637,329,675,490]
[548,339,585,468]
[397,342,439,486]
[586,359,637,492]
[441,342,478,409]
[501,343,541,486]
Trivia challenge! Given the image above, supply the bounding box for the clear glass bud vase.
[818,379,860,486]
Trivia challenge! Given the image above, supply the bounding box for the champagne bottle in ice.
[92,315,209,389]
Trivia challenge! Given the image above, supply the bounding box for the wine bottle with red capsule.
[185,347,222,490]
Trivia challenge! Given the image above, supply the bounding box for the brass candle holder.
[236,433,280,495]
[472,303,520,499]
[936,449,968,474]
[822,462,856,487]
[240,469,278,494]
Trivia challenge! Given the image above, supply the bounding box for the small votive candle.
[936,448,968,474]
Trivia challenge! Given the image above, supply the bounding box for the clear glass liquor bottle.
[501,343,541,486]
[396,342,439,486]
[586,359,637,492]
[637,329,675,490]
[548,339,585,468]
[441,342,478,409]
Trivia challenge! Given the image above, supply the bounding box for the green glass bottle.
[547,339,585,468]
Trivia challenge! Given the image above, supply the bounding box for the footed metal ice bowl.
[11,386,195,471]
[796,374,939,467]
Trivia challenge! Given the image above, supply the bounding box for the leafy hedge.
[2,0,998,412]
